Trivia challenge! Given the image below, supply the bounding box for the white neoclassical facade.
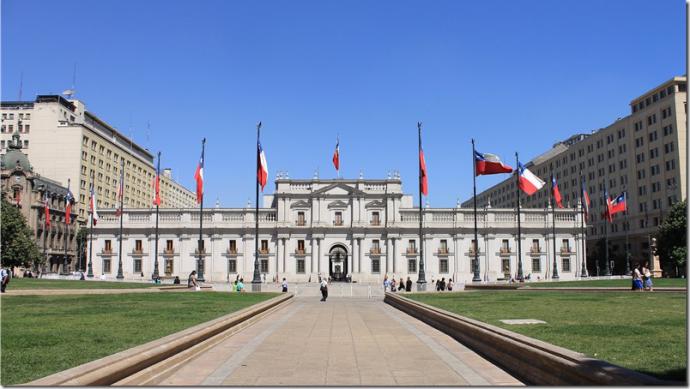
[88,178,586,284]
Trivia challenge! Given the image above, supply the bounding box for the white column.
[392,238,397,274]
[310,238,315,276]
[282,238,287,276]
[317,238,321,275]
[352,238,358,273]
[277,238,282,275]
[385,238,392,276]
[358,238,363,274]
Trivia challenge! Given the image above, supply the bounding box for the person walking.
[398,277,405,291]
[282,277,288,293]
[0,267,10,293]
[383,275,389,292]
[237,278,245,293]
[447,278,454,291]
[642,262,653,291]
[187,270,198,290]
[440,278,446,291]
[632,263,643,291]
[405,276,412,292]
[390,278,397,293]
[320,278,328,301]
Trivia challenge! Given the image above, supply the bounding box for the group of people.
[433,277,454,291]
[384,276,414,292]
[632,262,654,291]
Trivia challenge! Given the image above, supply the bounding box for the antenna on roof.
[18,71,23,101]
[62,63,77,99]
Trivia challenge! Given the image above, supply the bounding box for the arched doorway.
[329,245,348,282]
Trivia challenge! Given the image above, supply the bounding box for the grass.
[1,292,277,385]
[6,278,158,290]
[524,278,687,288]
[408,291,686,381]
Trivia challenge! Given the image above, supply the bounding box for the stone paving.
[157,296,522,386]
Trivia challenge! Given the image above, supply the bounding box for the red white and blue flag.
[517,162,545,196]
[474,150,513,176]
[43,192,51,228]
[551,176,563,208]
[581,178,591,221]
[610,192,627,215]
[194,146,204,204]
[332,137,340,172]
[89,183,99,226]
[65,179,74,225]
[258,141,268,191]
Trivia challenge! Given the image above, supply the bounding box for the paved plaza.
[157,296,522,386]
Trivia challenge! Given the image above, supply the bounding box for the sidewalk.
[155,296,522,386]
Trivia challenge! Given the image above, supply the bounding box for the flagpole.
[471,139,481,282]
[515,153,523,281]
[117,161,125,280]
[43,195,48,274]
[153,151,161,280]
[603,184,611,276]
[624,190,630,275]
[579,171,588,278]
[550,168,558,280]
[87,171,94,278]
[62,179,70,275]
[417,122,426,291]
[198,138,206,282]
[252,122,262,290]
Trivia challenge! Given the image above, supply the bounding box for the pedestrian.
[405,276,412,292]
[435,279,441,292]
[398,277,405,291]
[383,275,389,292]
[632,263,643,291]
[642,262,653,291]
[173,276,180,284]
[188,270,198,290]
[0,267,10,293]
[231,280,237,292]
[447,278,454,291]
[282,277,288,293]
[237,278,245,292]
[320,277,328,301]
[390,278,397,292]
[440,277,446,291]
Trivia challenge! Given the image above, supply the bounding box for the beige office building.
[0,95,196,225]
[463,76,686,274]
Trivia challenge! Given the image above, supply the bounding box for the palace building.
[89,177,583,284]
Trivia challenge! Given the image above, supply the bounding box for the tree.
[1,198,42,269]
[655,200,687,277]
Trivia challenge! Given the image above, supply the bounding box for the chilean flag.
[152,172,161,206]
[581,179,591,221]
[551,176,563,208]
[603,190,613,222]
[475,150,513,175]
[517,162,545,196]
[419,148,428,196]
[90,184,99,226]
[332,137,340,172]
[44,193,51,228]
[258,141,268,191]
[65,179,74,225]
[194,147,204,204]
[610,192,627,215]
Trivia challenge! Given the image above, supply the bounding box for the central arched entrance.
[328,245,348,282]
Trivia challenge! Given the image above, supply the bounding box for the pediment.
[365,200,385,209]
[290,200,311,209]
[312,183,365,197]
[327,200,349,209]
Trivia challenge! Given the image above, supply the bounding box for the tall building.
[90,177,583,284]
[462,76,687,274]
[0,95,196,225]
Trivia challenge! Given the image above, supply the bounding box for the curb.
[384,292,674,386]
[25,293,293,386]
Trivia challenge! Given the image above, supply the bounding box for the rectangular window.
[439,239,448,254]
[134,258,142,273]
[371,211,380,225]
[134,240,143,253]
[260,259,268,273]
[165,259,173,275]
[166,240,174,252]
[407,240,417,253]
[297,259,305,273]
[408,258,417,273]
[297,211,306,226]
[501,239,510,254]
[228,259,237,273]
[371,258,380,273]
[532,257,541,272]
[439,258,448,274]
[297,239,305,254]
[531,239,540,253]
[334,211,343,226]
[371,240,380,254]
[104,240,112,253]
[561,239,570,253]
[502,258,510,277]
[103,259,111,273]
[261,239,269,253]
[562,257,571,272]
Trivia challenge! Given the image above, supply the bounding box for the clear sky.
[1,0,685,208]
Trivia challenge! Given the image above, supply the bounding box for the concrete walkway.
[157,296,522,386]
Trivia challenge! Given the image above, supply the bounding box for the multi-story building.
[0,95,196,225]
[1,132,78,272]
[90,177,583,284]
[463,76,687,274]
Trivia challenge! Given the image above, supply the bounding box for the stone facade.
[89,178,584,284]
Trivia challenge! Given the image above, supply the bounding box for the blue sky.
[1,0,685,207]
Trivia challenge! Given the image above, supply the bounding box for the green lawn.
[408,291,686,381]
[7,278,158,290]
[524,278,687,288]
[1,292,277,385]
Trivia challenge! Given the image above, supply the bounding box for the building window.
[295,257,306,273]
[371,240,380,254]
[228,240,237,254]
[371,211,380,225]
[408,258,417,273]
[165,259,173,275]
[500,239,510,254]
[135,240,143,254]
[371,258,380,273]
[228,259,236,273]
[532,257,541,272]
[297,211,305,226]
[23,140,28,148]
[407,240,417,254]
[134,258,142,273]
[439,258,448,274]
[562,257,571,272]
[104,240,112,254]
[103,259,111,273]
[260,259,268,273]
[502,258,510,277]
[334,211,343,226]
[439,239,448,254]
[664,142,675,154]
[297,239,305,254]
[561,239,570,253]
[531,239,540,254]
